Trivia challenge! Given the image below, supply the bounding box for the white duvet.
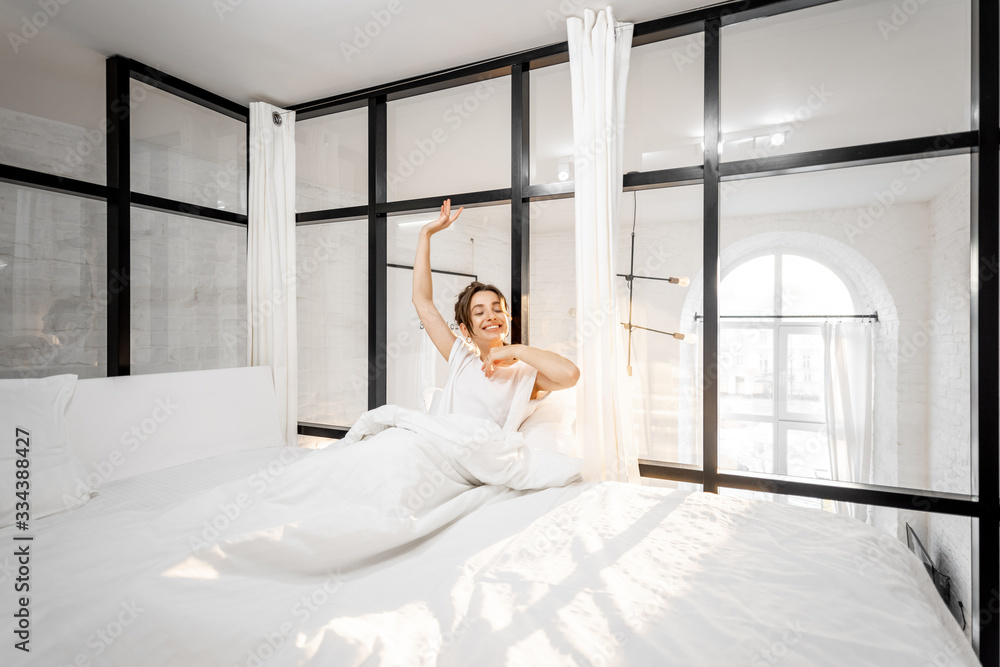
[1,407,978,666]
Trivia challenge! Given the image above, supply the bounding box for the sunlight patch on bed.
[506,625,575,665]
[161,555,221,580]
[595,494,745,628]
[315,601,441,662]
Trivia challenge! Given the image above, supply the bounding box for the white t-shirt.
[429,337,538,432]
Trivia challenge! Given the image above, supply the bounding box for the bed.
[0,367,977,666]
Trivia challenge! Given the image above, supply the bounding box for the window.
[717,252,870,481]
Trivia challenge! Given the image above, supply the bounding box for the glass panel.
[529,64,573,185]
[617,186,703,465]
[130,209,246,374]
[719,488,972,642]
[297,434,340,449]
[387,204,511,411]
[782,327,825,418]
[719,325,774,416]
[720,255,774,316]
[784,422,831,480]
[721,155,972,494]
[624,35,705,173]
[719,419,774,474]
[387,79,510,201]
[781,254,854,315]
[721,0,971,161]
[528,197,576,358]
[0,26,107,183]
[130,81,248,214]
[0,185,106,378]
[297,219,368,427]
[295,108,367,212]
[638,477,702,492]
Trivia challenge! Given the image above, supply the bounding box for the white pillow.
[0,375,92,528]
[518,386,579,459]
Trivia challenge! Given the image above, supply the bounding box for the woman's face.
[465,291,508,346]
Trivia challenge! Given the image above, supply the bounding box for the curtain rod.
[693,313,879,321]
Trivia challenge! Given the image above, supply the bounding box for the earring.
[465,335,473,344]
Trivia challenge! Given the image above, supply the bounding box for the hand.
[481,345,519,379]
[421,198,463,236]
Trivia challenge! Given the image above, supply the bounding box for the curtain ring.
[272,111,283,126]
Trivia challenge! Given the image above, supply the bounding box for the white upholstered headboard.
[66,366,285,483]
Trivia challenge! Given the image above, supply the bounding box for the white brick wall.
[0,107,106,184]
[927,170,972,621]
[0,184,107,378]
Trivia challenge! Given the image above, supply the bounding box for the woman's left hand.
[481,345,519,379]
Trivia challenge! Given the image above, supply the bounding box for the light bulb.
[770,132,785,147]
[677,276,690,287]
[558,170,569,181]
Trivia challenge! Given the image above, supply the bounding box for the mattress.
[1,445,977,666]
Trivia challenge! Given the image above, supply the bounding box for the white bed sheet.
[2,446,977,666]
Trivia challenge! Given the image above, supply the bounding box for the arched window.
[717,252,872,496]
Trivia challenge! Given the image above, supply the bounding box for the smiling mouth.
[483,324,501,332]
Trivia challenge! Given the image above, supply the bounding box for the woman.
[412,199,580,430]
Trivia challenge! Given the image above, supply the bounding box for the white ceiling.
[0,0,705,108]
[0,0,974,218]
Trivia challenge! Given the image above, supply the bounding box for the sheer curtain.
[823,321,874,518]
[248,103,297,446]
[567,8,639,482]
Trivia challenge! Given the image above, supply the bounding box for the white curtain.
[248,103,297,446]
[823,321,874,518]
[567,8,639,483]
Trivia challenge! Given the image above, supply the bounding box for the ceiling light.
[769,132,785,147]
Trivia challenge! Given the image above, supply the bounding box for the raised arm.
[412,199,464,361]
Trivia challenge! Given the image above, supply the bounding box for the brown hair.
[454,281,509,342]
